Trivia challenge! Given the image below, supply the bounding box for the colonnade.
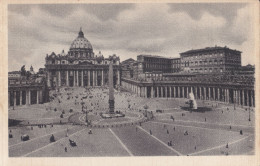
[47,69,120,88]
[121,81,255,107]
[8,89,43,107]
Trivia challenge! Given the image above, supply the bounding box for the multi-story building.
[45,28,121,88]
[180,46,241,73]
[171,58,181,73]
[121,46,254,107]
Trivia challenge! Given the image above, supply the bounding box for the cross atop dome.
[78,27,84,38]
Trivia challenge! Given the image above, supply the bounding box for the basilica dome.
[68,28,94,58]
[70,28,93,50]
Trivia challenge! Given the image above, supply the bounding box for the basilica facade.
[45,28,120,88]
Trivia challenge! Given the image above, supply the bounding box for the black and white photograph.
[2,1,259,165]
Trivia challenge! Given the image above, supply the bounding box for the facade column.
[203,87,206,100]
[237,90,240,105]
[76,70,79,86]
[81,70,84,86]
[151,86,154,98]
[96,70,98,86]
[212,87,215,100]
[93,70,95,86]
[217,88,220,101]
[88,70,90,86]
[26,90,29,105]
[19,91,22,105]
[182,87,185,98]
[227,89,230,103]
[73,71,76,86]
[144,87,147,98]
[66,70,69,86]
[169,87,172,98]
[186,87,189,98]
[156,87,159,98]
[58,71,61,87]
[195,87,198,99]
[161,87,163,97]
[101,70,104,86]
[28,90,31,105]
[178,86,180,98]
[174,87,176,98]
[208,87,211,100]
[242,89,245,106]
[246,90,249,106]
[199,87,202,99]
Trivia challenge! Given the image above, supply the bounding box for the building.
[45,28,120,88]
[8,71,21,79]
[121,58,137,79]
[171,58,181,73]
[8,76,49,107]
[180,46,241,73]
[121,47,254,107]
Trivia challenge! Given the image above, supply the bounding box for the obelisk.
[108,61,115,113]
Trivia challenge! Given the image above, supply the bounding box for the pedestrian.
[167,129,169,134]
[150,130,152,135]
[174,126,175,131]
[230,126,232,129]
[195,146,197,150]
[65,147,67,152]
[31,126,33,130]
[205,118,206,122]
[226,143,229,148]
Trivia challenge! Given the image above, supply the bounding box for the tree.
[21,65,26,76]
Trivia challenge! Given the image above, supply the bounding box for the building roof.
[138,54,173,60]
[121,58,136,64]
[8,71,21,74]
[180,46,241,55]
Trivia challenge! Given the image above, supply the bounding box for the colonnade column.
[66,71,69,86]
[117,70,120,85]
[47,71,51,87]
[13,91,16,107]
[58,71,61,87]
[88,70,90,86]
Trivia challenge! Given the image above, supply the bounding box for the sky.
[8,3,256,72]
